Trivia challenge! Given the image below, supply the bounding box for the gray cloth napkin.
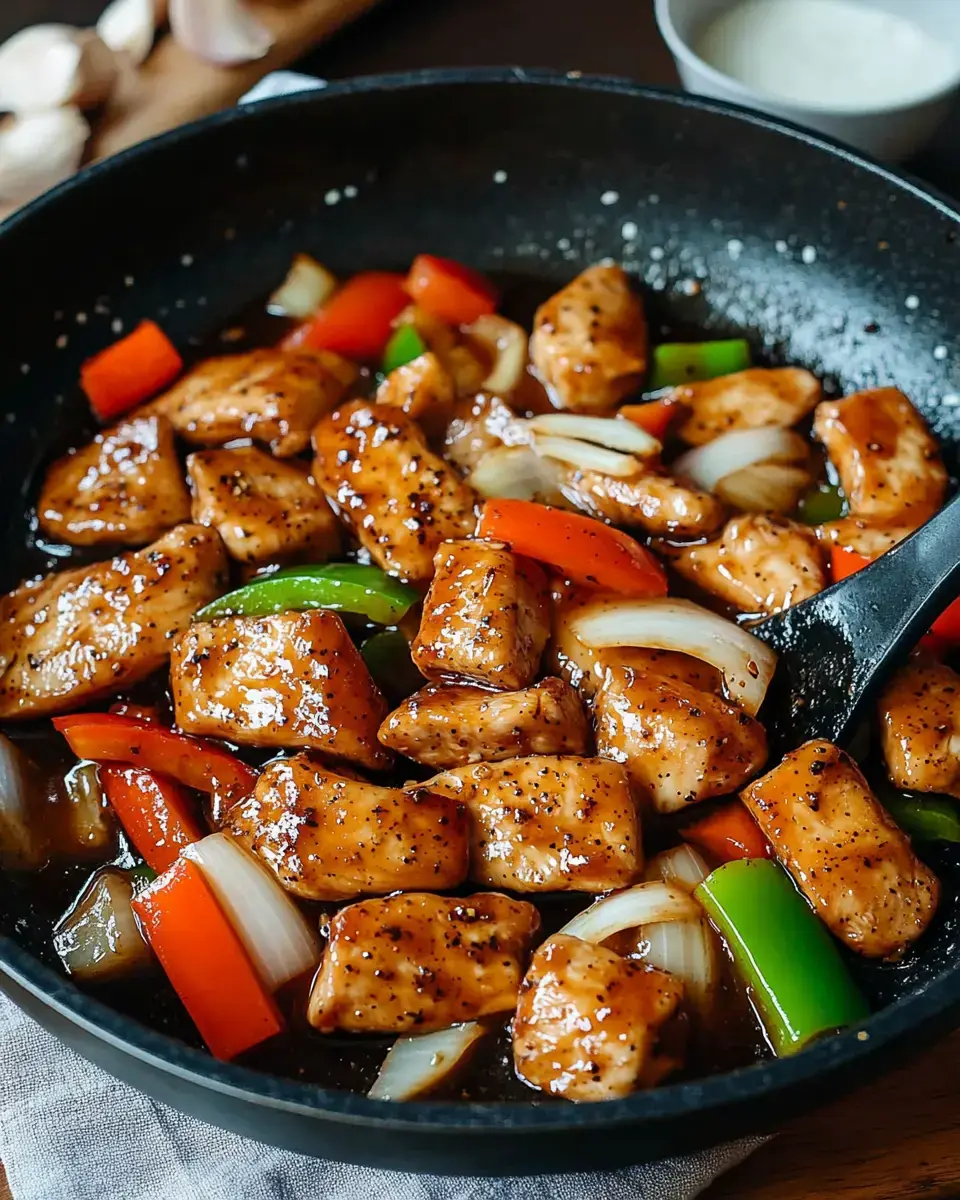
[0,70,766,1200]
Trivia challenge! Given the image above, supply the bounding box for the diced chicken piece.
[423,755,641,892]
[157,349,356,457]
[312,401,478,584]
[412,539,549,689]
[813,387,947,522]
[665,514,828,615]
[0,525,226,720]
[880,658,960,799]
[229,755,468,901]
[676,367,821,446]
[513,934,683,1100]
[595,666,767,813]
[531,265,647,414]
[443,392,530,474]
[378,677,589,769]
[395,305,489,396]
[547,585,721,700]
[37,414,190,547]
[816,515,922,559]
[186,445,340,566]
[171,610,389,769]
[557,466,726,538]
[308,890,540,1033]
[375,351,454,433]
[741,740,939,957]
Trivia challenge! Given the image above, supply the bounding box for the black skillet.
[2,70,960,1176]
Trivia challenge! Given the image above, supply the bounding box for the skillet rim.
[1,66,959,1135]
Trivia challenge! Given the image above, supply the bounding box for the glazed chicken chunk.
[742,741,939,958]
[157,348,357,457]
[666,514,828,615]
[0,524,226,719]
[308,890,540,1033]
[312,401,479,584]
[531,265,648,414]
[375,351,454,432]
[880,658,960,799]
[513,935,684,1101]
[815,515,925,559]
[378,677,590,769]
[412,539,550,690]
[170,610,390,769]
[813,387,947,522]
[186,445,340,565]
[423,755,641,892]
[37,414,190,547]
[595,667,767,813]
[443,392,530,474]
[676,367,821,446]
[229,755,468,901]
[557,467,726,539]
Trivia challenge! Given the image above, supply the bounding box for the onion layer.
[674,427,808,493]
[54,868,152,983]
[638,918,717,1018]
[368,1023,486,1101]
[184,833,321,992]
[525,412,660,456]
[531,434,644,478]
[715,462,811,514]
[464,314,527,395]
[558,881,699,944]
[62,760,114,856]
[644,844,711,894]
[468,444,561,501]
[571,597,777,715]
[268,254,337,320]
[0,733,47,868]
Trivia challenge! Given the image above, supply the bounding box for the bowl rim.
[3,65,960,1135]
[653,0,960,119]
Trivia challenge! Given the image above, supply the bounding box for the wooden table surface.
[3,2,960,1197]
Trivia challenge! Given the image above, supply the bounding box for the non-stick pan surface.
[1,70,960,1175]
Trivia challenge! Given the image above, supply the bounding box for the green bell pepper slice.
[361,630,425,704]
[195,564,419,626]
[382,325,427,375]
[882,793,960,843]
[695,859,869,1056]
[648,338,752,391]
[797,481,846,525]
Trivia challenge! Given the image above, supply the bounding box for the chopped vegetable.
[183,833,321,992]
[54,868,152,983]
[468,445,560,502]
[641,846,718,1018]
[0,733,47,868]
[382,324,428,374]
[648,338,751,391]
[831,545,870,583]
[267,254,337,319]
[53,714,257,806]
[289,271,408,359]
[682,801,771,863]
[571,597,777,715]
[620,398,684,441]
[464,314,527,395]
[100,765,206,874]
[405,254,498,326]
[132,857,284,1060]
[195,563,419,625]
[530,434,645,478]
[644,844,711,893]
[673,427,808,493]
[361,630,425,705]
[798,481,846,525]
[881,793,960,843]
[830,546,960,642]
[716,463,812,515]
[80,319,183,422]
[478,499,668,597]
[525,413,660,456]
[558,881,700,943]
[368,1022,486,1101]
[61,761,114,856]
[695,859,869,1055]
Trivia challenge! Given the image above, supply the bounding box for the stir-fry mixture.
[1,253,957,1104]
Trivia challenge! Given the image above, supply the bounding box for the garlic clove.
[0,25,119,114]
[0,108,90,207]
[97,0,156,66]
[169,0,274,66]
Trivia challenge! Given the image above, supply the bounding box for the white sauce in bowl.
[695,0,959,111]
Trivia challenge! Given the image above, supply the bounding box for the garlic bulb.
[169,0,274,65]
[0,109,90,206]
[0,25,119,114]
[97,0,157,66]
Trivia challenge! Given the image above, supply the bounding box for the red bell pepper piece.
[831,545,960,644]
[284,271,408,359]
[477,499,667,597]
[100,765,206,873]
[80,320,183,422]
[683,802,771,863]
[619,398,684,442]
[132,858,284,1060]
[405,254,498,325]
[53,714,257,805]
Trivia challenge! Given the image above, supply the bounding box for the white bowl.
[654,0,960,160]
